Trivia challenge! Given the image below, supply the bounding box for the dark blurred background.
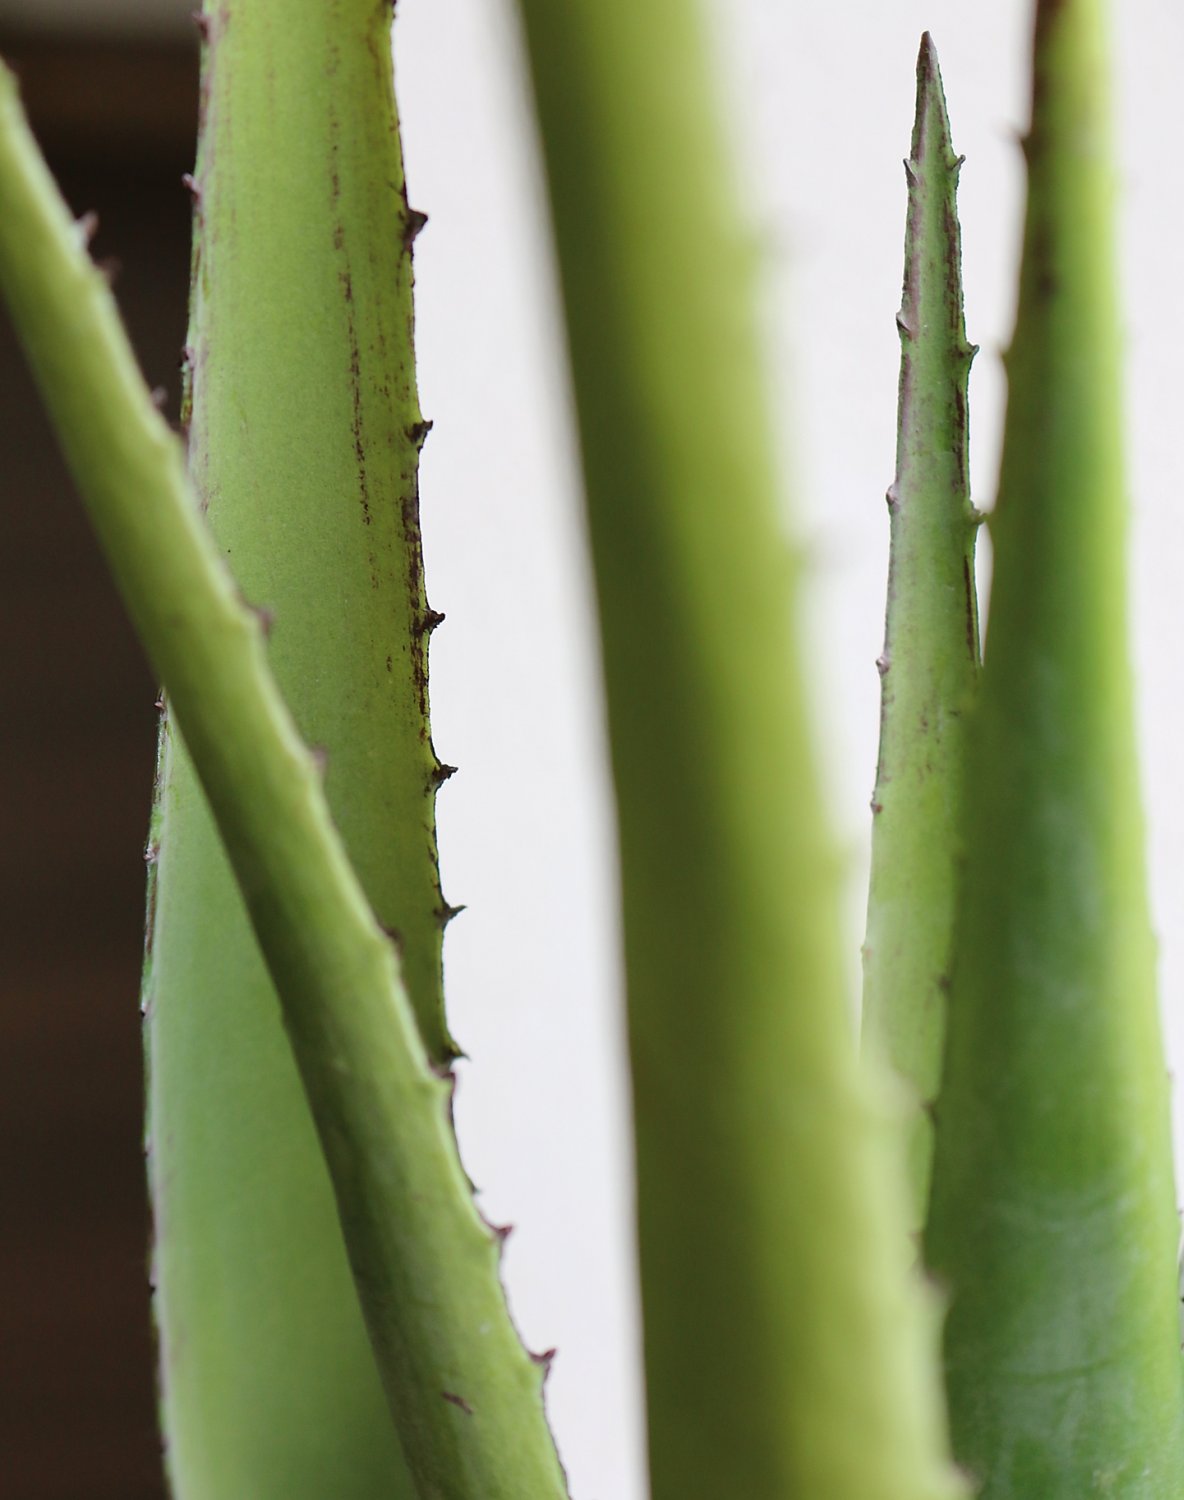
[1,14,196,1497]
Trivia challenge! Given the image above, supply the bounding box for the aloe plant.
[0,15,567,1500]
[3,1,1184,1498]
[511,4,964,1498]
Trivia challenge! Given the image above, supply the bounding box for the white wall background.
[7,2,1184,1495]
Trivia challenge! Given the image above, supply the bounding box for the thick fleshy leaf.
[925,3,1184,1495]
[863,33,980,1232]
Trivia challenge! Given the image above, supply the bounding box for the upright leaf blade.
[863,33,980,1232]
[925,2,1184,1494]
[147,3,448,1491]
[514,3,965,1497]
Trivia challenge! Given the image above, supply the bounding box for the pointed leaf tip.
[912,32,955,167]
[916,32,944,99]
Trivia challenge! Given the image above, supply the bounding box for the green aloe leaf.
[924,2,1184,1495]
[863,33,980,1233]
[145,3,447,1492]
[514,2,966,1498]
[145,5,470,1489]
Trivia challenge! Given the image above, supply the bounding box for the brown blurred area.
[1,27,197,1500]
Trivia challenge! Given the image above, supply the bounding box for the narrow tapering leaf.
[0,55,568,1500]
[925,3,1184,1495]
[863,33,980,1231]
[144,5,452,1492]
[514,4,965,1498]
